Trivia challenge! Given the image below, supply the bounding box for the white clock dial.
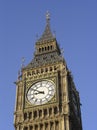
[27,80,55,105]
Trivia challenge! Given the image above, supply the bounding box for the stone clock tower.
[14,12,83,130]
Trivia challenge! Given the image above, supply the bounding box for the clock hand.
[31,88,40,92]
[34,91,44,95]
[31,88,44,93]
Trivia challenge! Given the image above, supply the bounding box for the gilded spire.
[36,11,55,43]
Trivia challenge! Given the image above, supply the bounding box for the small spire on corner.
[21,57,25,69]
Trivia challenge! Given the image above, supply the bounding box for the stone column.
[52,107,54,116]
[47,108,49,117]
[42,109,44,118]
[17,125,20,130]
[48,122,50,130]
[54,121,55,130]
[43,123,45,130]
[28,126,30,130]
[37,110,39,119]
[65,116,70,130]
[38,124,40,130]
[33,125,35,130]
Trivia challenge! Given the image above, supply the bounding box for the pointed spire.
[36,11,55,43]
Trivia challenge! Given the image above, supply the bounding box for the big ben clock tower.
[14,12,83,130]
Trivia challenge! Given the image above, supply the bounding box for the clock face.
[27,80,55,105]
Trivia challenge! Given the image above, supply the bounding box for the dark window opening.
[24,113,27,120]
[48,46,49,50]
[39,110,42,117]
[50,67,53,71]
[35,125,38,130]
[29,126,33,130]
[29,112,32,119]
[39,48,41,52]
[54,107,58,114]
[34,111,37,119]
[45,47,47,51]
[44,109,47,117]
[41,69,44,73]
[51,45,53,50]
[42,47,44,52]
[24,127,28,130]
[45,68,48,72]
[49,108,52,116]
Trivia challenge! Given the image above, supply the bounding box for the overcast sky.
[0,0,97,130]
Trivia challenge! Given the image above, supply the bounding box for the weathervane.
[46,11,50,23]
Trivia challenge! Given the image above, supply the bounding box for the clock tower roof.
[23,12,66,69]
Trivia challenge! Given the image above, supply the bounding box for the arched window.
[34,111,37,119]
[40,124,43,130]
[42,47,44,52]
[54,107,58,114]
[39,48,41,52]
[45,123,48,130]
[39,110,42,117]
[54,66,57,70]
[29,126,33,130]
[55,121,59,130]
[35,125,38,130]
[41,69,44,73]
[24,127,28,130]
[51,45,53,50]
[45,47,47,51]
[48,46,49,50]
[50,122,54,130]
[45,68,48,72]
[50,67,53,71]
[49,108,52,116]
[44,109,47,117]
[29,112,32,119]
[24,113,27,120]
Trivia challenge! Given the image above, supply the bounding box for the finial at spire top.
[46,11,50,23]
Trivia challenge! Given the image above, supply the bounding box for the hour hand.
[34,91,44,95]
